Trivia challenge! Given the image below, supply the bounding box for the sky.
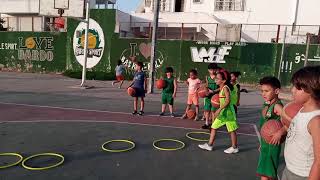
[116,0,141,13]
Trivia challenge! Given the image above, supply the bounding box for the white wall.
[184,0,215,14]
[212,0,294,25]
[0,0,39,14]
[149,0,320,25]
[296,0,320,25]
[117,10,131,32]
[39,0,84,17]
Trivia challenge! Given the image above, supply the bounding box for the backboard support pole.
[80,0,90,88]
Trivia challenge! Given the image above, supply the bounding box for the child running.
[202,63,220,129]
[128,62,147,116]
[256,76,286,180]
[182,69,201,121]
[282,66,320,180]
[198,70,239,154]
[112,60,126,89]
[230,71,241,114]
[160,67,178,117]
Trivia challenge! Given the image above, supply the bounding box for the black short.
[133,88,145,97]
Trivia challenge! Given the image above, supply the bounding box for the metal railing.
[118,22,320,44]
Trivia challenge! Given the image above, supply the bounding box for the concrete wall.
[141,0,320,25]
[0,0,39,14]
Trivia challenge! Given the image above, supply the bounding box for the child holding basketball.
[128,62,147,116]
[202,63,220,129]
[198,70,239,154]
[281,66,320,180]
[182,69,201,121]
[230,71,241,114]
[112,60,126,89]
[256,76,286,180]
[160,67,178,117]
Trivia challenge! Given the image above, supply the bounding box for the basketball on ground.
[211,94,220,108]
[187,109,196,119]
[281,102,303,128]
[198,86,209,98]
[261,120,285,144]
[127,87,136,97]
[156,79,166,89]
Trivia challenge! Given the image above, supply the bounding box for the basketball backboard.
[39,0,85,18]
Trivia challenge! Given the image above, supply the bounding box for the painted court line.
[253,124,261,142]
[0,101,257,127]
[1,119,258,137]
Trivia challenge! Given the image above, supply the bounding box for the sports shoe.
[159,112,165,116]
[138,111,144,116]
[181,114,187,119]
[201,124,210,129]
[170,113,175,117]
[112,82,115,86]
[201,116,206,121]
[194,116,199,121]
[198,143,213,151]
[224,147,239,154]
[132,111,137,115]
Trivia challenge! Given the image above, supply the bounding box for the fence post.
[180,23,184,40]
[277,26,287,79]
[304,34,310,67]
[276,25,280,43]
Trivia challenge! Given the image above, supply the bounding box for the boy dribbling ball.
[159,67,177,117]
[202,63,220,129]
[256,76,286,180]
[128,62,147,116]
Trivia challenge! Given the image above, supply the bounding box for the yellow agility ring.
[153,139,185,151]
[186,132,211,142]
[102,140,135,153]
[22,153,64,171]
[0,153,23,169]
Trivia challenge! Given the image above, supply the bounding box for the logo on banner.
[73,18,105,68]
[190,45,232,63]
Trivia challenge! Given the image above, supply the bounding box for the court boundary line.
[0,119,257,137]
[253,125,261,143]
[0,101,257,127]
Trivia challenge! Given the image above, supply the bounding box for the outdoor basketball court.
[0,72,287,180]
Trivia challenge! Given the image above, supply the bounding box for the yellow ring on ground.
[0,153,23,169]
[153,139,185,151]
[186,132,211,142]
[101,140,135,153]
[22,153,64,171]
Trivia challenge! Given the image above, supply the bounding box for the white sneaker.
[198,143,213,151]
[224,147,239,154]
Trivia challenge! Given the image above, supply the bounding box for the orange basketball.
[281,102,303,128]
[127,87,136,97]
[261,120,285,144]
[187,109,196,119]
[198,86,209,98]
[156,79,166,89]
[211,94,220,108]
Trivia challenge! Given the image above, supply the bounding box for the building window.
[161,0,167,11]
[193,0,202,3]
[215,0,244,11]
